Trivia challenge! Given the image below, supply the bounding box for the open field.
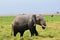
[0,15,60,40]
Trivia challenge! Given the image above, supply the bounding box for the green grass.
[44,15,60,22]
[0,15,60,40]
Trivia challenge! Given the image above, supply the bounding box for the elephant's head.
[36,14,46,29]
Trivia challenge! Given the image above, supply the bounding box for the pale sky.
[0,0,60,15]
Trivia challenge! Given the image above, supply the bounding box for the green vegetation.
[0,15,60,40]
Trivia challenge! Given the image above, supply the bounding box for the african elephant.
[12,14,46,37]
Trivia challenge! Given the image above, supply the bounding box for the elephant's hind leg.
[20,30,25,37]
[13,26,18,37]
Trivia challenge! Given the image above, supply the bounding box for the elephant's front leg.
[30,28,35,36]
[30,26,38,36]
[33,26,38,36]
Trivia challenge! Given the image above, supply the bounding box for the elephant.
[12,14,46,37]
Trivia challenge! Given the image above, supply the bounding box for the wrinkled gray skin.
[12,14,46,37]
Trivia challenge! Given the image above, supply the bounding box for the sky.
[0,0,60,16]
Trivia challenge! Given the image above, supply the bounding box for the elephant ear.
[32,15,36,26]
